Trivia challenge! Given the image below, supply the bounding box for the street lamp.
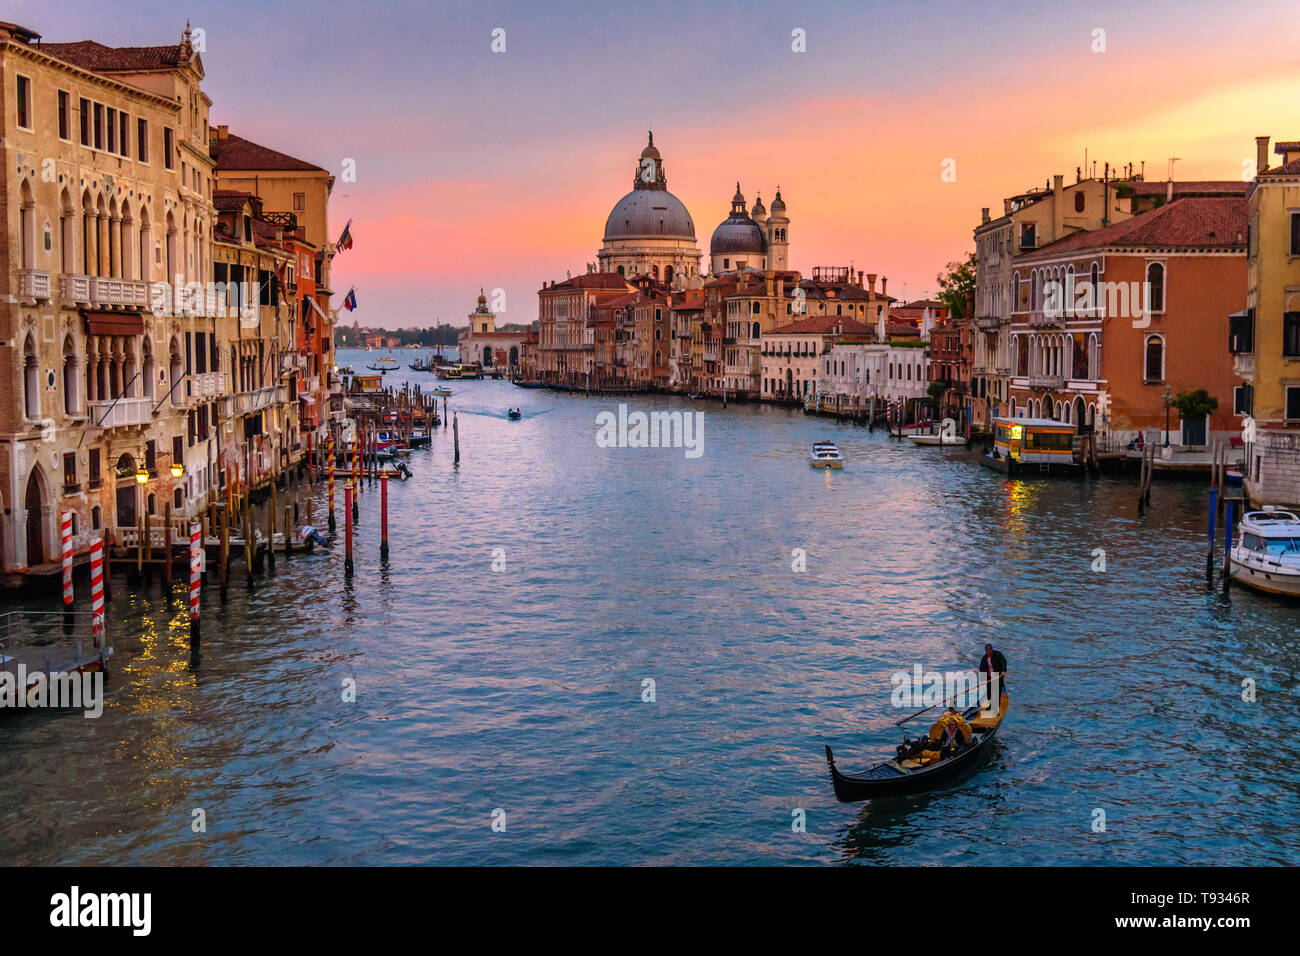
[1163,385,1174,448]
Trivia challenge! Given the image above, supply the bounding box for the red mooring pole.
[189,521,201,642]
[344,481,354,575]
[61,510,73,606]
[380,470,389,560]
[90,536,105,646]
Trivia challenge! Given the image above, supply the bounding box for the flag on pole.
[343,288,358,311]
[336,219,353,253]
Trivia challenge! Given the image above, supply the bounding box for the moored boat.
[979,416,1078,476]
[810,440,843,469]
[512,379,544,389]
[908,432,962,446]
[1229,506,1300,597]
[825,692,1009,801]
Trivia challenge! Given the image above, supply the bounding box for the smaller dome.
[710,218,766,256]
[641,131,660,161]
[770,188,786,215]
[751,195,767,219]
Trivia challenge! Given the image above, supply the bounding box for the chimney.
[866,273,877,295]
[1166,180,1174,202]
[217,124,229,141]
[1256,136,1270,175]
[1053,174,1064,194]
[981,207,990,224]
[1003,198,1013,215]
[881,277,888,297]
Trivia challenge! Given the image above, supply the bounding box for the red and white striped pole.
[90,535,105,646]
[189,521,201,641]
[60,510,73,606]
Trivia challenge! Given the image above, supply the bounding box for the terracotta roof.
[540,273,633,293]
[1019,197,1247,258]
[210,131,325,172]
[1130,180,1247,198]
[1259,157,1300,179]
[41,40,188,73]
[767,316,876,336]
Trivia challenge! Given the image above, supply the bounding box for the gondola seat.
[969,694,1009,730]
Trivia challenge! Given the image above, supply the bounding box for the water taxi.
[810,441,843,469]
[1229,507,1300,597]
[367,355,400,373]
[981,416,1078,476]
[433,364,462,380]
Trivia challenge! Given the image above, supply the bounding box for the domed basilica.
[594,133,789,288]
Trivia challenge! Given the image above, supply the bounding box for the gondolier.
[979,643,1008,701]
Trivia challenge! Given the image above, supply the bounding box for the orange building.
[1010,197,1246,444]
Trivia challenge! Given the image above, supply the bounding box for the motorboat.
[367,355,400,373]
[507,409,522,421]
[1229,506,1300,597]
[810,441,843,469]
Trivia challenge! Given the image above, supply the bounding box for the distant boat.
[507,409,522,421]
[512,380,544,389]
[810,441,843,469]
[367,355,400,373]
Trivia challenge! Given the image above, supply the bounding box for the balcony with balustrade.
[17,270,51,303]
[61,274,92,304]
[189,371,227,401]
[90,277,151,310]
[1027,373,1065,390]
[87,396,154,429]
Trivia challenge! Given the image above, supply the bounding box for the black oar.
[894,672,1005,726]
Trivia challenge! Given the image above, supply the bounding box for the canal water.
[2,353,1296,865]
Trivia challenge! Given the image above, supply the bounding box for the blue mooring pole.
[1207,488,1217,582]
[1222,498,1235,595]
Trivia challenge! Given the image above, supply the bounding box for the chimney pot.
[981,207,990,224]
[866,273,877,295]
[1256,136,1270,175]
[881,277,888,296]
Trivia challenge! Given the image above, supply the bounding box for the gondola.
[512,380,544,389]
[825,692,1008,801]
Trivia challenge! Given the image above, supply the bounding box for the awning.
[82,311,144,336]
[299,394,316,405]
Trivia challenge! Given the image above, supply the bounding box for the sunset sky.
[21,0,1300,328]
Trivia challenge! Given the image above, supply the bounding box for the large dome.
[604,189,696,241]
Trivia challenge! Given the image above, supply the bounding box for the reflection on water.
[2,355,1296,865]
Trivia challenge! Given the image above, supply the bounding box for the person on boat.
[979,643,1008,702]
[937,708,967,760]
[299,523,330,550]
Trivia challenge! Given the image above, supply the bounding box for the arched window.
[170,337,184,406]
[142,338,155,399]
[1089,262,1100,315]
[1146,262,1165,314]
[19,180,36,271]
[62,336,79,415]
[60,188,77,274]
[23,333,39,419]
[1144,335,1164,383]
[664,265,674,283]
[751,321,760,339]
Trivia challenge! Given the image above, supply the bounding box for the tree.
[936,252,976,320]
[1174,388,1218,420]
[927,380,948,419]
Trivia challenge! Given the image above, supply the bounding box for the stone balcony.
[219,384,288,418]
[17,269,51,303]
[1027,373,1065,390]
[1232,353,1255,379]
[87,396,153,429]
[61,274,92,304]
[1027,312,1065,329]
[976,315,1001,331]
[89,277,151,310]
[190,371,227,401]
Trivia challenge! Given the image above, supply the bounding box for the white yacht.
[810,441,844,469]
[1230,506,1300,597]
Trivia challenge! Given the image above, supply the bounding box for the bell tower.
[768,187,789,271]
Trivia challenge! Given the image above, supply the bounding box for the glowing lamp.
[135,468,149,484]
[169,462,184,478]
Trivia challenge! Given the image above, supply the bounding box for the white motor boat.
[1229,506,1300,597]
[907,432,961,446]
[810,441,843,469]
